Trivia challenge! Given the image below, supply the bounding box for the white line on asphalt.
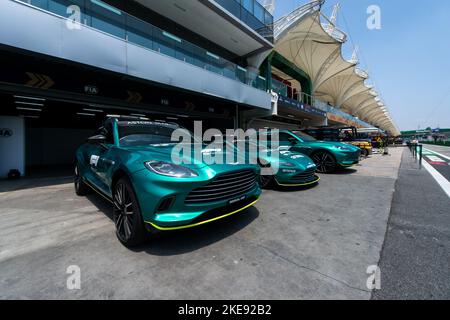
[422,161,450,198]
[423,148,450,161]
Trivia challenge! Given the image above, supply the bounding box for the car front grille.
[346,151,361,161]
[185,170,257,204]
[289,168,317,184]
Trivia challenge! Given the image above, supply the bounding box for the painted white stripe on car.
[422,161,450,198]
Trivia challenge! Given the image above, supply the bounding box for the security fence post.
[419,144,423,169]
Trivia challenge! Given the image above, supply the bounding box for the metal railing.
[16,0,267,91]
[271,78,315,106]
[408,143,423,169]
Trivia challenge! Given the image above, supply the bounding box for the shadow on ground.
[330,168,358,175]
[0,176,73,193]
[86,190,260,256]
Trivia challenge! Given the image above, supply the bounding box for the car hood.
[122,143,253,172]
[301,140,360,151]
[277,149,316,170]
[258,147,316,171]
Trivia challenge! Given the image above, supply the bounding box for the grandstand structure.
[272,0,399,135]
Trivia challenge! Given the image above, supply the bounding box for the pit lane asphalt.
[421,145,450,183]
[372,147,450,299]
[0,150,403,299]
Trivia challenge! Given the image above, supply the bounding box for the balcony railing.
[16,0,267,91]
[214,0,274,43]
[271,77,372,126]
[271,78,315,106]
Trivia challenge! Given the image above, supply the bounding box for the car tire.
[112,177,148,247]
[74,164,91,196]
[361,149,369,157]
[311,151,337,173]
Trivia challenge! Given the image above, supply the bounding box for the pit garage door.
[0,92,236,178]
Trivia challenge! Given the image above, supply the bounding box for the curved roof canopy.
[273,0,400,135]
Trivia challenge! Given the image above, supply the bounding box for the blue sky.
[272,0,450,131]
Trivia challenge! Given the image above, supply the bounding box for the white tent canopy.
[273,0,400,135]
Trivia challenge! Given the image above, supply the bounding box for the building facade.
[0,0,274,177]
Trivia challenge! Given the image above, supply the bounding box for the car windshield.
[292,131,317,142]
[118,121,179,147]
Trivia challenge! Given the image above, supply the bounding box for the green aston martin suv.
[233,140,319,188]
[258,130,361,173]
[75,117,262,247]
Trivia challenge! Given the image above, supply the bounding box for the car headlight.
[279,161,296,167]
[334,146,353,151]
[144,161,198,178]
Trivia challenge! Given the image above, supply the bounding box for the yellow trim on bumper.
[145,198,260,231]
[275,176,320,187]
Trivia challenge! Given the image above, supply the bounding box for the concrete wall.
[0,116,25,178]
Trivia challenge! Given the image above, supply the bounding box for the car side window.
[279,133,296,144]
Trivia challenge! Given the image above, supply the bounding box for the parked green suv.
[75,117,262,246]
[259,130,361,173]
[243,141,320,188]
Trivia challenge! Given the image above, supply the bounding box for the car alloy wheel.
[312,152,336,173]
[361,149,369,157]
[113,182,136,243]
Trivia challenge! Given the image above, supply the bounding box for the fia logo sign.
[0,128,13,138]
[84,85,99,95]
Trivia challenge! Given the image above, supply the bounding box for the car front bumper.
[130,168,262,230]
[274,167,320,186]
[335,151,361,166]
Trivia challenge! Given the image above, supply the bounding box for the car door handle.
[102,159,115,166]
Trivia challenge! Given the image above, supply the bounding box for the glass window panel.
[191,46,208,69]
[236,67,247,84]
[265,11,273,25]
[254,2,265,23]
[29,0,48,10]
[48,0,89,25]
[242,0,253,14]
[215,0,240,18]
[174,40,194,64]
[126,15,153,50]
[89,0,125,39]
[152,28,175,57]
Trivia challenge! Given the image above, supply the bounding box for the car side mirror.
[87,135,107,144]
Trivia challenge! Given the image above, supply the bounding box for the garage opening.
[0,92,238,179]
